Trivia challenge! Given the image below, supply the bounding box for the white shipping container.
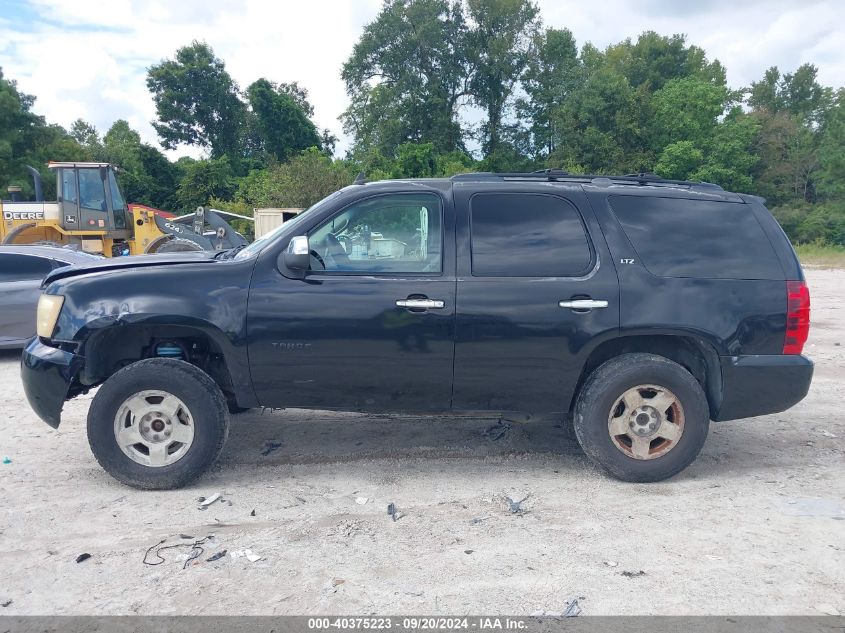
[254,208,303,239]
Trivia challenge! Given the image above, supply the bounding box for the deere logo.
[3,210,45,221]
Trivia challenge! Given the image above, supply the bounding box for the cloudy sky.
[1,0,843,158]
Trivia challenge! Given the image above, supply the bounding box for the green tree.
[517,27,581,157]
[751,111,818,204]
[550,65,644,173]
[245,78,320,162]
[175,156,236,211]
[69,119,102,157]
[95,120,179,210]
[465,0,540,157]
[0,69,88,198]
[238,148,352,209]
[816,91,845,199]
[605,31,726,92]
[748,64,832,125]
[341,0,470,156]
[650,77,727,148]
[146,41,247,158]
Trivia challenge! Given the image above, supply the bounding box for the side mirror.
[280,235,310,276]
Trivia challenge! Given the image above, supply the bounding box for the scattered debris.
[504,494,531,514]
[814,604,840,616]
[143,536,213,569]
[604,560,618,568]
[331,578,345,587]
[250,509,256,517]
[469,517,490,525]
[261,441,283,456]
[1,600,11,608]
[206,550,227,562]
[621,570,646,578]
[199,493,221,508]
[75,553,91,563]
[355,497,369,505]
[464,549,474,555]
[231,549,262,563]
[386,502,403,521]
[2,457,10,465]
[295,496,307,504]
[562,599,582,617]
[482,421,511,441]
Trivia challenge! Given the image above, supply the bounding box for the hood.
[43,252,217,287]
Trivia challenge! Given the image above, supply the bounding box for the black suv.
[21,172,813,488]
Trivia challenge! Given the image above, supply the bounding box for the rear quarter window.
[609,195,783,279]
[0,253,55,282]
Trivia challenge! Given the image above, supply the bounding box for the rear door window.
[470,193,593,277]
[0,254,55,282]
[609,196,783,279]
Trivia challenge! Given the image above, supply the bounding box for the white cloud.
[0,0,843,160]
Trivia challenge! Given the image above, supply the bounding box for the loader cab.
[51,162,130,235]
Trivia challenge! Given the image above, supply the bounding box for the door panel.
[452,187,620,413]
[248,275,455,410]
[0,254,54,344]
[0,279,41,343]
[247,190,456,411]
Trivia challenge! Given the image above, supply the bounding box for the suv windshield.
[234,190,346,260]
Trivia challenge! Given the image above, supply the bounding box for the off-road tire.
[87,358,229,489]
[573,353,709,482]
[154,238,204,253]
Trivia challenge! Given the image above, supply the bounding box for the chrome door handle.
[396,299,445,309]
[558,299,609,310]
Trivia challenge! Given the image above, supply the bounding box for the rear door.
[452,185,619,413]
[0,253,55,346]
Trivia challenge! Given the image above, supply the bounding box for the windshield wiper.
[215,244,247,260]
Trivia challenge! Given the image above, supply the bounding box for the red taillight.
[784,280,810,355]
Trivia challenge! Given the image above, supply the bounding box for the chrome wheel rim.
[607,384,684,460]
[113,390,195,467]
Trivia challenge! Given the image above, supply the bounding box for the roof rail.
[451,170,724,190]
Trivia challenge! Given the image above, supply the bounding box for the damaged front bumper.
[21,339,85,428]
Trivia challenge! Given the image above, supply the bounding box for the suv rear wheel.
[87,358,229,489]
[573,353,709,482]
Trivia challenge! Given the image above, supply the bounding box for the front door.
[452,187,619,413]
[247,191,456,411]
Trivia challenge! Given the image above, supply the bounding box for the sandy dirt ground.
[0,269,843,616]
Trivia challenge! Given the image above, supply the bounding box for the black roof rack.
[451,170,724,191]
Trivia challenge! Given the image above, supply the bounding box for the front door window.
[308,193,443,274]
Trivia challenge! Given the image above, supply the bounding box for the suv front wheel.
[87,358,229,489]
[574,353,710,482]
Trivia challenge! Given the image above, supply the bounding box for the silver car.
[0,245,103,349]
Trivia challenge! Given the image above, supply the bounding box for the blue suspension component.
[154,343,184,360]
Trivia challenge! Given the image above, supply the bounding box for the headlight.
[36,294,65,338]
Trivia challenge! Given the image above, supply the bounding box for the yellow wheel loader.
[1,162,249,256]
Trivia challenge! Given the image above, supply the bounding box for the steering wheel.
[325,232,351,267]
[309,249,326,270]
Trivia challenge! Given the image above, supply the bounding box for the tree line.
[1,0,844,245]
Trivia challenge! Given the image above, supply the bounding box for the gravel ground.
[0,268,843,616]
